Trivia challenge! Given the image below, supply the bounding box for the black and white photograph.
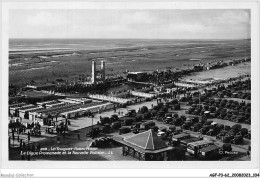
[1,1,259,177]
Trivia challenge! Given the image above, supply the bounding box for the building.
[166,88,177,93]
[18,105,39,119]
[26,83,55,91]
[101,60,105,82]
[127,72,147,82]
[91,61,97,84]
[9,96,25,104]
[60,102,115,119]
[198,145,220,159]
[130,91,157,99]
[66,98,92,104]
[9,103,28,117]
[36,100,60,107]
[118,129,173,161]
[91,60,106,84]
[19,90,64,104]
[88,94,133,105]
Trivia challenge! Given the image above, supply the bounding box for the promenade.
[9,99,158,148]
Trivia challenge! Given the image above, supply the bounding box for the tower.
[91,61,97,84]
[101,60,105,82]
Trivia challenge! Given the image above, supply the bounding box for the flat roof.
[19,105,39,112]
[37,100,60,105]
[42,103,82,114]
[58,99,82,104]
[172,133,190,139]
[141,120,155,125]
[61,102,110,115]
[9,103,27,109]
[13,104,34,110]
[28,107,47,114]
[19,90,52,98]
[181,138,200,145]
[27,83,55,88]
[127,72,146,74]
[187,140,214,146]
[118,116,135,121]
[67,98,91,101]
[199,145,220,152]
[32,103,82,115]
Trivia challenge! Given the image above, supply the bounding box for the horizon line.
[9,38,251,40]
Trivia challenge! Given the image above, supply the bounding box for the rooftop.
[19,90,53,98]
[26,83,55,88]
[9,102,27,109]
[18,105,39,111]
[124,129,167,150]
[127,72,146,75]
[199,145,220,153]
[37,100,60,105]
[172,133,190,139]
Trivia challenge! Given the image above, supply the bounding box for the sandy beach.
[182,62,251,81]
[9,39,250,87]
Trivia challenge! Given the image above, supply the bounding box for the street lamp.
[12,128,15,147]
[91,114,94,130]
[91,114,94,138]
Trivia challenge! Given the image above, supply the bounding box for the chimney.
[101,60,105,82]
[91,61,97,84]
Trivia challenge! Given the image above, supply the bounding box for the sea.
[9,38,248,54]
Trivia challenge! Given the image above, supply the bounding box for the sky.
[9,9,250,39]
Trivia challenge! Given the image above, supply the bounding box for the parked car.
[100,117,111,125]
[157,130,166,140]
[141,120,156,130]
[173,128,183,135]
[121,118,134,126]
[110,114,119,122]
[199,125,211,135]
[90,137,113,148]
[220,143,232,153]
[119,126,132,135]
[204,120,213,126]
[244,131,251,139]
[216,130,228,139]
[245,119,251,124]
[125,109,137,117]
[239,128,248,137]
[206,128,218,136]
[182,121,192,130]
[190,123,202,132]
[174,118,183,126]
[231,135,243,144]
[87,127,102,138]
[221,125,231,131]
[222,135,234,143]
[111,121,121,130]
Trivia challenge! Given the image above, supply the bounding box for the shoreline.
[8,39,251,88]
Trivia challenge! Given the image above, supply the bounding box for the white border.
[1,1,259,177]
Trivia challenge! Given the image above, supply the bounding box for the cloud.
[26,11,67,26]
[214,10,250,25]
[120,11,157,25]
[10,9,250,39]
